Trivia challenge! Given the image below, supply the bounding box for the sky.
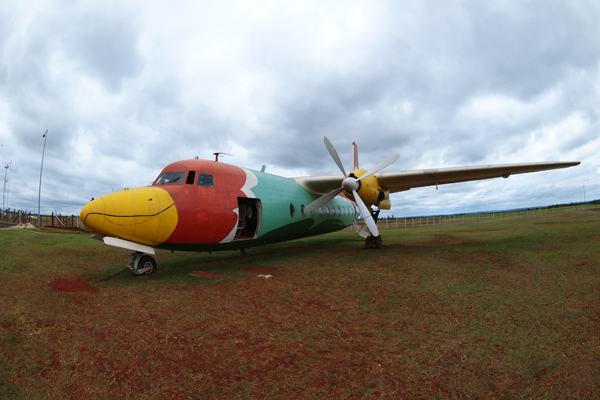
[1,0,599,217]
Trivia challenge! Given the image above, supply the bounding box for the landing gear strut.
[126,252,157,275]
[364,209,383,249]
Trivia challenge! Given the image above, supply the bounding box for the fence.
[1,203,597,232]
[360,203,598,230]
[0,209,84,230]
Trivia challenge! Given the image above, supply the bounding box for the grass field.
[1,210,599,399]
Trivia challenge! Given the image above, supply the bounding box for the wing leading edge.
[295,161,580,195]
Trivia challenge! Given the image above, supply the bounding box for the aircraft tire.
[374,235,383,249]
[365,235,383,250]
[139,255,157,275]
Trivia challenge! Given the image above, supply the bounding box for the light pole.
[583,180,589,203]
[5,161,11,212]
[2,163,8,211]
[1,144,3,213]
[38,130,48,229]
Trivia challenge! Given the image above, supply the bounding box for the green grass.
[1,210,599,398]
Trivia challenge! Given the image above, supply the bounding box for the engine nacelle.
[378,190,391,210]
[344,169,392,209]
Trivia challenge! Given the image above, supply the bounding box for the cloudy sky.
[1,0,599,217]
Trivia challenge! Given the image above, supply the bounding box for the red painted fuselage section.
[155,160,246,245]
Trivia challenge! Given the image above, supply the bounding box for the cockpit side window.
[155,171,186,184]
[197,173,214,187]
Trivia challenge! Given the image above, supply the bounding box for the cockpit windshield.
[155,171,186,184]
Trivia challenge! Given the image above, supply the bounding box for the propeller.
[305,137,400,237]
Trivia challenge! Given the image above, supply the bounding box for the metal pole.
[5,161,11,212]
[6,160,12,216]
[2,164,7,212]
[38,130,48,229]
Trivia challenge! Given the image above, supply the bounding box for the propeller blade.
[358,153,400,181]
[353,189,379,237]
[304,187,344,214]
[324,136,347,177]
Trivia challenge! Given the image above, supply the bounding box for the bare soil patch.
[48,278,99,293]
[188,271,223,278]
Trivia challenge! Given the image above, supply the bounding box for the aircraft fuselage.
[81,159,356,253]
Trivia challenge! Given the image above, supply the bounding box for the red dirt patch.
[48,278,99,293]
[188,271,223,279]
[244,266,279,274]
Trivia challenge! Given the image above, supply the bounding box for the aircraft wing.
[295,161,580,194]
[295,174,345,194]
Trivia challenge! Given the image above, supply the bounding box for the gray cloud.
[55,1,144,93]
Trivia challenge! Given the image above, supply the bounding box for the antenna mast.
[213,152,232,162]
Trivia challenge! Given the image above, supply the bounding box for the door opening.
[235,198,261,240]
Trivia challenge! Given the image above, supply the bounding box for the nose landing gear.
[126,252,157,275]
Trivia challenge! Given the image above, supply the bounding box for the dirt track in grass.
[1,210,599,398]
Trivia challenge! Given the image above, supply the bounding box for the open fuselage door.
[235,197,261,240]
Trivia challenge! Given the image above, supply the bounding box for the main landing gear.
[365,234,383,249]
[365,209,383,249]
[126,252,157,275]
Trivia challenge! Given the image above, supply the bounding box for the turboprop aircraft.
[80,137,580,275]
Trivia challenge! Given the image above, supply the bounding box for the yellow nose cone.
[80,197,107,233]
[81,187,178,247]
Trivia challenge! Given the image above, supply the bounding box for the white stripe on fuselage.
[220,168,258,244]
[241,168,258,198]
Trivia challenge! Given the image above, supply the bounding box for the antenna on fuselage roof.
[213,152,233,162]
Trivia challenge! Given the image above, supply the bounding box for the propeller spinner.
[304,137,399,238]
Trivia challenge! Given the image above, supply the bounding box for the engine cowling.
[343,169,391,209]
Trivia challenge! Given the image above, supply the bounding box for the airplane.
[80,137,580,275]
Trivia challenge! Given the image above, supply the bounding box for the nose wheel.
[126,252,157,275]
